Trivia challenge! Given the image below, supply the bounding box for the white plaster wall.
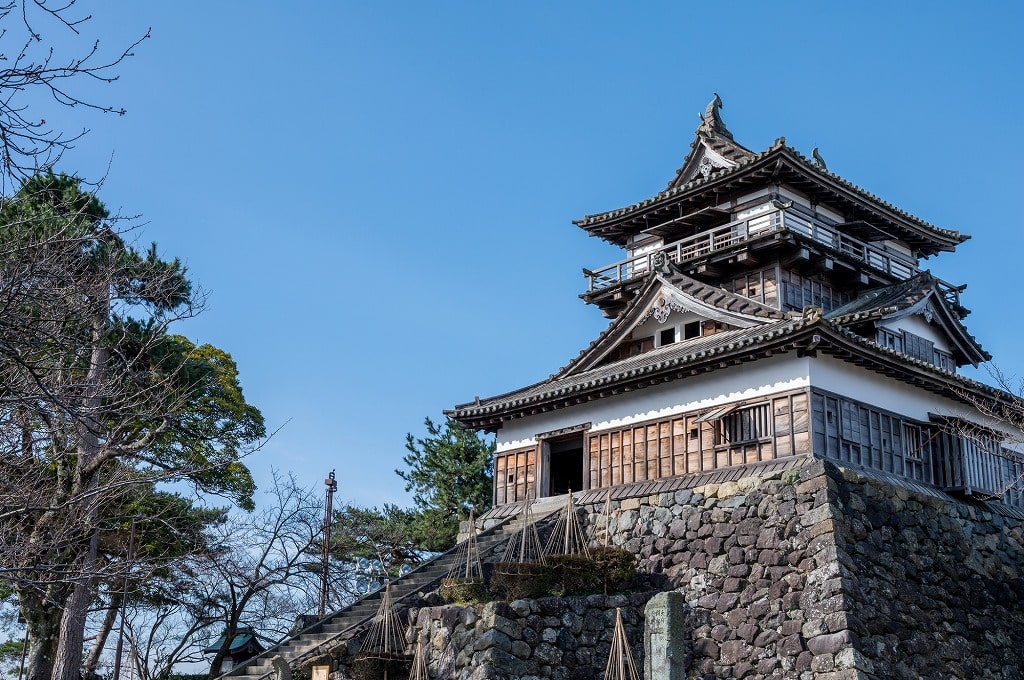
[627,236,663,260]
[879,314,952,352]
[632,309,703,343]
[495,353,1013,451]
[776,186,844,223]
[807,354,1008,432]
[816,204,844,223]
[737,202,773,221]
[729,188,772,209]
[496,354,811,450]
[883,240,914,258]
[779,187,812,211]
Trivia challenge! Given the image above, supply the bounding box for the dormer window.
[901,331,935,363]
[878,329,903,352]
[660,328,676,346]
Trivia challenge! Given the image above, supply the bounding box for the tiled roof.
[837,462,1024,521]
[449,307,1006,430]
[204,631,259,655]
[574,140,967,248]
[479,455,1024,522]
[663,268,791,320]
[826,271,937,321]
[477,456,812,522]
[823,318,995,391]
[666,131,756,190]
[556,267,793,378]
[451,311,819,421]
[826,272,989,364]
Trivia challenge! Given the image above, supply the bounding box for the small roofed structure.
[203,626,265,675]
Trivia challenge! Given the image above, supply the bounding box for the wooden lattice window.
[717,404,771,445]
[902,423,923,460]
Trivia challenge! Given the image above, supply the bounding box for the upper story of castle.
[450,96,1019,508]
[577,94,969,322]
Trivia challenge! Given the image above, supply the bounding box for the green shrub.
[351,652,411,680]
[439,577,489,604]
[590,546,639,591]
[489,562,552,600]
[546,554,601,595]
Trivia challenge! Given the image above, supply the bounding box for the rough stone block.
[674,489,693,505]
[806,630,855,656]
[834,647,873,672]
[718,481,740,498]
[810,652,835,673]
[778,633,805,656]
[719,639,750,665]
[511,639,532,659]
[533,642,562,665]
[733,660,755,678]
[474,628,512,653]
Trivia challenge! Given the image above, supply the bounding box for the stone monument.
[644,592,688,680]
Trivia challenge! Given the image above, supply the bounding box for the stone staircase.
[221,497,566,680]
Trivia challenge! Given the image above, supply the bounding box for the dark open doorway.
[548,435,584,496]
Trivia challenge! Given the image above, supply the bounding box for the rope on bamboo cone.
[603,607,639,680]
[542,489,590,557]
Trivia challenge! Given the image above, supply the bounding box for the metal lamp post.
[318,470,337,619]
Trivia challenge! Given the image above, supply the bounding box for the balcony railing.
[585,205,919,292]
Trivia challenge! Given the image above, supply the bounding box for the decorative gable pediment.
[671,140,741,188]
[827,274,989,367]
[557,269,793,378]
[640,285,764,328]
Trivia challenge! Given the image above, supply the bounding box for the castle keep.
[443,96,1024,678]
[450,94,1020,512]
[223,97,1024,680]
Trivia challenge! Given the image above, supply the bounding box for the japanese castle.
[450,94,1023,509]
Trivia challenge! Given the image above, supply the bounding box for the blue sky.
[38,2,1024,507]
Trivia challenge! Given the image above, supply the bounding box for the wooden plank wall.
[810,390,928,482]
[932,428,1023,501]
[585,390,810,491]
[812,390,1024,508]
[494,447,536,505]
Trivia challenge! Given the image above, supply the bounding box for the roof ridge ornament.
[697,92,733,140]
[812,147,828,171]
[803,306,824,323]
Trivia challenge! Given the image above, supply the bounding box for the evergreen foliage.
[330,416,494,576]
[398,416,494,547]
[0,173,264,680]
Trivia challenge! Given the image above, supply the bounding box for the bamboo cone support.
[543,489,590,557]
[445,508,484,581]
[362,584,407,655]
[603,489,613,548]
[409,638,428,680]
[604,608,640,680]
[501,495,545,564]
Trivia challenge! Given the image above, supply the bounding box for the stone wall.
[404,595,651,680]
[346,458,1024,679]
[578,459,853,678]
[831,466,1024,679]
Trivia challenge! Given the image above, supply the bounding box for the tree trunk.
[207,618,239,680]
[83,592,122,677]
[52,304,109,680]
[52,515,100,680]
[24,610,60,680]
